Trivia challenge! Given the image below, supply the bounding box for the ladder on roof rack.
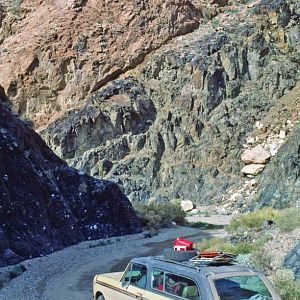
[189,251,237,266]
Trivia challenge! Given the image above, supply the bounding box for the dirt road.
[0,227,226,300]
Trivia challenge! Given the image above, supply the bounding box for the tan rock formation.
[0,0,202,128]
[241,144,271,164]
[241,164,265,176]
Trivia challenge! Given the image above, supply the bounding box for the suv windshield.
[214,275,273,300]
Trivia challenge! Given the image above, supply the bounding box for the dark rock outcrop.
[284,242,300,279]
[0,98,141,267]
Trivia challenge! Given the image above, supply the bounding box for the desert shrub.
[250,246,272,273]
[194,238,255,255]
[88,239,113,248]
[189,221,224,230]
[227,208,300,234]
[227,208,280,233]
[134,202,186,231]
[277,209,300,232]
[273,269,300,300]
[8,0,23,15]
[0,264,26,290]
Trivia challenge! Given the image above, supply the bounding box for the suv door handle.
[136,292,143,299]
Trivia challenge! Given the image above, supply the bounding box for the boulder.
[241,164,265,176]
[189,208,199,215]
[241,145,271,164]
[181,200,194,212]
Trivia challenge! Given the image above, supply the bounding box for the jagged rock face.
[256,124,300,208]
[41,0,300,207]
[284,242,300,279]
[0,99,141,267]
[0,0,206,127]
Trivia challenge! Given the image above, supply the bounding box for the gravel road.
[0,226,226,300]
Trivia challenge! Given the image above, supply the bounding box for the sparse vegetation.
[88,239,113,248]
[189,221,224,230]
[205,208,300,296]
[227,208,300,234]
[273,269,300,300]
[226,208,280,233]
[211,19,221,29]
[193,238,255,255]
[277,209,300,232]
[134,202,186,232]
[8,0,23,15]
[73,34,88,53]
[250,246,272,273]
[192,207,300,295]
[224,7,240,15]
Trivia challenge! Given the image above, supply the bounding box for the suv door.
[119,263,148,300]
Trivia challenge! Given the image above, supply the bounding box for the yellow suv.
[93,256,281,300]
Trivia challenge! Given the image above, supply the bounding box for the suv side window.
[122,263,148,290]
[152,268,200,299]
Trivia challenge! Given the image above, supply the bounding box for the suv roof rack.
[153,252,237,271]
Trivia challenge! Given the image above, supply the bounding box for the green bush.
[189,221,224,230]
[250,247,272,273]
[273,269,300,300]
[277,209,300,232]
[134,202,186,231]
[226,208,280,233]
[88,239,113,248]
[193,238,255,255]
[8,0,23,15]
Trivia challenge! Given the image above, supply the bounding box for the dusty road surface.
[0,226,226,300]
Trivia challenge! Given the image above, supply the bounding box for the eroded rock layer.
[0,94,141,267]
[0,0,206,127]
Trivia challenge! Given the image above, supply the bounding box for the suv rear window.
[152,268,200,299]
[214,275,272,300]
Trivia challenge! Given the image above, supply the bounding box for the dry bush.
[134,202,186,232]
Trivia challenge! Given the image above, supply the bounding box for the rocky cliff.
[1,0,300,212]
[0,91,141,267]
[42,0,300,210]
[0,0,205,127]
